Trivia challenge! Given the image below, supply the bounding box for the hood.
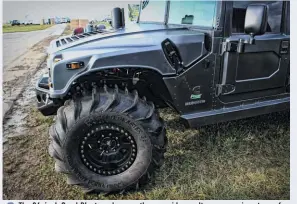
[49,23,195,54]
[49,23,207,70]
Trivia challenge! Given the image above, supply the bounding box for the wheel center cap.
[102,138,116,149]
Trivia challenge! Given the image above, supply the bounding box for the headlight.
[53,55,63,63]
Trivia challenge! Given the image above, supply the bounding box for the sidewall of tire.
[63,112,152,192]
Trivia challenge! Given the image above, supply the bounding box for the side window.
[168,1,217,27]
[232,1,283,34]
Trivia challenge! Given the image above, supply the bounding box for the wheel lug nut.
[125,132,128,136]
[87,133,90,136]
[84,137,87,140]
[102,135,104,137]
[96,128,98,131]
[109,133,112,136]
[117,144,120,146]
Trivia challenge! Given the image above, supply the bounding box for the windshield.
[139,0,167,23]
[139,0,217,28]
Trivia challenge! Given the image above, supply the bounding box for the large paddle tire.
[48,85,167,193]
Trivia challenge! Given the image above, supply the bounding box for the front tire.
[48,86,167,193]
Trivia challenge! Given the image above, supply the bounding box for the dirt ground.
[3,63,290,199]
[3,35,59,118]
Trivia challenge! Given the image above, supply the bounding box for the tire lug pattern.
[48,86,167,194]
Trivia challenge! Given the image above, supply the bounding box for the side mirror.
[244,4,268,44]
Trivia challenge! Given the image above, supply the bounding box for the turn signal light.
[66,62,84,69]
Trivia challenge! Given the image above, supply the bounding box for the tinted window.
[168,1,217,27]
[232,1,283,33]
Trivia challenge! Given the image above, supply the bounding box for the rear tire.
[48,85,167,193]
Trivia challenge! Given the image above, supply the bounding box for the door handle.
[280,41,289,54]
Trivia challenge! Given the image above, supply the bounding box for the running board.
[181,97,290,128]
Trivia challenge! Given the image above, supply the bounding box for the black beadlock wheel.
[80,123,138,176]
[48,85,167,193]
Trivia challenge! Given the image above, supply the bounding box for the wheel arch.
[58,66,175,109]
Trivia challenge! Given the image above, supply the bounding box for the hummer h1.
[35,0,290,193]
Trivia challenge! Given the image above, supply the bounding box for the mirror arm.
[236,33,256,53]
[248,33,256,45]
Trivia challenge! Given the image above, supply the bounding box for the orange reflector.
[66,62,84,69]
[70,63,80,69]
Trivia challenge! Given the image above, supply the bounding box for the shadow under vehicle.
[35,0,290,194]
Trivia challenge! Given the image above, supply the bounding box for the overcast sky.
[3,1,137,22]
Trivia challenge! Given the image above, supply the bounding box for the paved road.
[3,24,66,69]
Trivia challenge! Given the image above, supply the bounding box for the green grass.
[3,24,53,33]
[3,108,290,200]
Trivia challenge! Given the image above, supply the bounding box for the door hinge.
[216,84,235,96]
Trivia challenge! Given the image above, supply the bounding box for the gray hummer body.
[36,1,290,127]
